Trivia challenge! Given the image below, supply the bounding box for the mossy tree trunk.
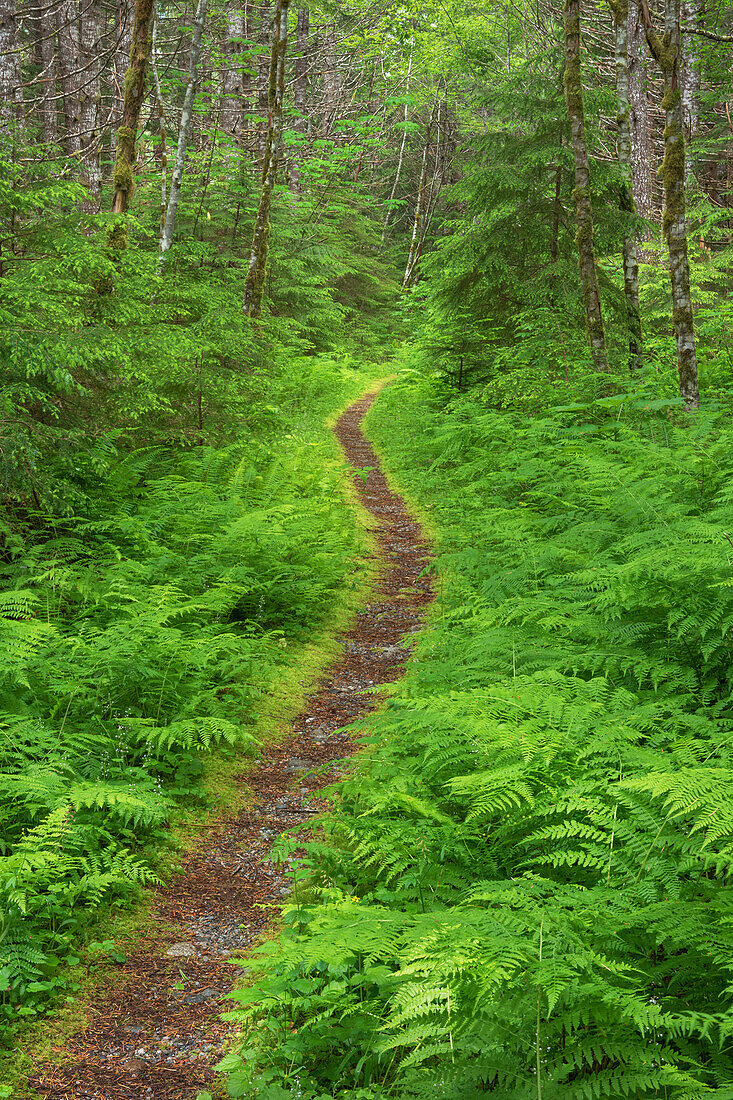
[242,0,290,318]
[109,0,155,250]
[640,0,699,409]
[609,0,643,371]
[564,0,609,371]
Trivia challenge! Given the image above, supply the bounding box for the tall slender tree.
[0,0,22,127]
[242,0,290,317]
[564,0,609,371]
[159,0,208,268]
[639,0,699,408]
[609,0,643,370]
[109,0,156,248]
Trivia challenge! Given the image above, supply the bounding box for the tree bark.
[256,2,272,164]
[321,23,341,136]
[78,0,102,204]
[221,0,245,140]
[151,1,167,232]
[628,0,653,220]
[382,28,413,246]
[610,0,643,370]
[403,97,438,289]
[564,0,609,371]
[113,0,134,131]
[36,9,59,145]
[640,0,699,409]
[242,0,290,317]
[680,0,699,180]
[159,0,207,267]
[0,0,22,128]
[56,0,81,155]
[289,5,309,192]
[109,0,155,248]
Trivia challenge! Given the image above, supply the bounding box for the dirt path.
[28,391,432,1100]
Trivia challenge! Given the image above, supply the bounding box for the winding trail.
[30,391,433,1100]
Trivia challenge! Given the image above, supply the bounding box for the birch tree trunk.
[158,0,207,268]
[242,0,290,317]
[564,0,609,371]
[382,31,413,246]
[680,0,699,180]
[109,0,155,248]
[640,0,699,409]
[403,99,437,289]
[610,0,643,370]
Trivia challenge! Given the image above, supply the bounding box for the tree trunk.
[256,2,272,164]
[222,1,246,140]
[109,0,155,248]
[242,0,290,317]
[0,0,22,127]
[159,0,208,267]
[640,0,699,409]
[610,0,643,371]
[680,0,699,180]
[290,6,309,192]
[382,29,413,246]
[403,99,437,289]
[564,0,609,371]
[113,0,135,131]
[78,0,102,204]
[34,9,59,145]
[321,23,341,136]
[56,0,81,155]
[628,0,653,220]
[151,1,167,232]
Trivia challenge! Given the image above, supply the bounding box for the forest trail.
[28,391,433,1100]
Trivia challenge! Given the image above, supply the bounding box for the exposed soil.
[29,391,433,1100]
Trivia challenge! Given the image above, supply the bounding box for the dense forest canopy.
[5,0,733,1095]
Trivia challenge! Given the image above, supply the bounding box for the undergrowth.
[0,354,379,1036]
[221,363,733,1099]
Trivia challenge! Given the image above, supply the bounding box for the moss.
[661,86,681,113]
[112,160,133,195]
[607,0,628,24]
[107,220,128,252]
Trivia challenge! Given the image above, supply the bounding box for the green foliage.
[222,368,733,1098]
[0,344,371,1032]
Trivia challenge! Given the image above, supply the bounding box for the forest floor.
[25,390,433,1100]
